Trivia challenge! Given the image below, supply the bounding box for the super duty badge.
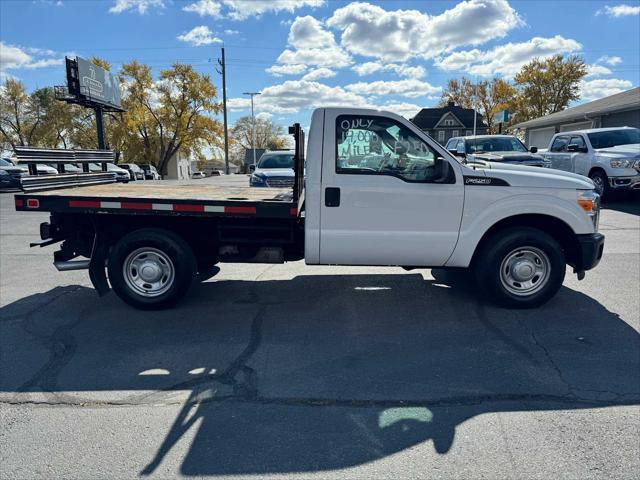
[464,176,510,186]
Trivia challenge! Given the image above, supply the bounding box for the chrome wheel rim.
[591,175,605,196]
[123,247,175,298]
[499,247,550,297]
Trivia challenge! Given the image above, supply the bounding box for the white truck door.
[318,110,464,266]
[547,135,573,172]
[569,134,591,176]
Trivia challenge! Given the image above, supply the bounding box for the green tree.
[120,61,223,175]
[513,54,587,121]
[0,78,43,149]
[230,116,288,151]
[439,77,518,133]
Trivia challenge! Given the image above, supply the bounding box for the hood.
[471,152,545,164]
[468,161,594,190]
[596,144,640,157]
[0,166,25,174]
[253,167,294,178]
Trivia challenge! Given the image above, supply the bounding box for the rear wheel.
[108,228,196,310]
[474,227,566,308]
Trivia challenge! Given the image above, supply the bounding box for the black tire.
[589,170,610,199]
[107,228,196,310]
[473,227,565,308]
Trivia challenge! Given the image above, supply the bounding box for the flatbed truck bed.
[15,183,297,218]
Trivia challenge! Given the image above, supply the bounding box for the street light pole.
[243,91,261,166]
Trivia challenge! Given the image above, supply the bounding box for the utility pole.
[243,91,261,166]
[472,79,477,136]
[216,47,229,174]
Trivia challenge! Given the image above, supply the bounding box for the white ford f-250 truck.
[15,108,604,310]
[542,127,640,197]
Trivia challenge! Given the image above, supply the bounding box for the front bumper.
[574,233,605,271]
[609,174,640,190]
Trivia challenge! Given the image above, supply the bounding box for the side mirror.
[529,146,538,153]
[249,164,256,173]
[453,148,466,158]
[567,144,587,153]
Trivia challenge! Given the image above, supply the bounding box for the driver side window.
[336,115,452,183]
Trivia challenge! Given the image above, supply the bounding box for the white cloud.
[586,64,612,77]
[377,102,423,118]
[0,42,63,72]
[228,80,371,114]
[346,78,441,98]
[224,29,240,35]
[109,0,165,14]
[598,55,622,65]
[223,0,324,20]
[301,67,336,81]
[268,16,352,75]
[352,62,426,78]
[580,78,633,101]
[266,63,308,76]
[255,111,274,121]
[177,26,222,46]
[327,0,523,62]
[597,4,640,16]
[434,35,582,77]
[183,0,222,17]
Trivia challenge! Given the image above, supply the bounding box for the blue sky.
[1,0,639,130]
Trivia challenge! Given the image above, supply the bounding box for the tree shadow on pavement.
[602,191,640,215]
[1,273,638,476]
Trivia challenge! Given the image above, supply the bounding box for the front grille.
[265,177,294,188]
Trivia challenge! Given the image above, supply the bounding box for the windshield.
[587,129,640,149]
[0,158,16,167]
[257,153,294,169]
[466,137,528,154]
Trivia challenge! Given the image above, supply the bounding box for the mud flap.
[89,235,110,296]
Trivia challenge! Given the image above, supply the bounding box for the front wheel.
[474,227,566,308]
[589,170,609,198]
[108,228,197,310]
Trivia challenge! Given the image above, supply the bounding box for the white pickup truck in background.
[542,127,640,197]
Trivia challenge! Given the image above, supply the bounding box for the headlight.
[610,158,635,168]
[577,190,600,230]
[250,174,266,185]
[0,170,9,176]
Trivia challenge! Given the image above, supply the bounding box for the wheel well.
[588,166,607,178]
[472,214,579,267]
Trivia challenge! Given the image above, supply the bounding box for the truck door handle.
[325,187,340,207]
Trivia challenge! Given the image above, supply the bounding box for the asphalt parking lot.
[0,179,638,479]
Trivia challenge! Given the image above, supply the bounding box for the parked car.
[139,164,160,180]
[210,170,221,176]
[88,163,130,183]
[191,171,206,179]
[542,127,640,198]
[446,135,547,167]
[249,150,295,187]
[118,163,145,181]
[0,158,25,190]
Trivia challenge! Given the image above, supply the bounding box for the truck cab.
[542,127,640,197]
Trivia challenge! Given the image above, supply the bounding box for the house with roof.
[510,87,640,149]
[411,101,488,145]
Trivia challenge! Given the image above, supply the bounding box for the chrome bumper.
[610,174,640,190]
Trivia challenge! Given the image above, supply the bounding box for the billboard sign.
[66,56,122,109]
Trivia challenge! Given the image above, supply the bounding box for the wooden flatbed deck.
[15,183,297,218]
